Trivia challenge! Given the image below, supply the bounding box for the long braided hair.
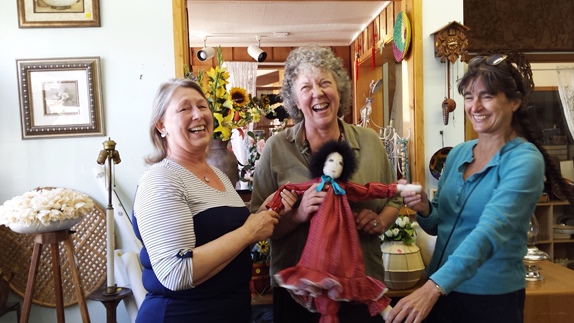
[458,50,574,203]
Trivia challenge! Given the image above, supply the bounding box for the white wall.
[422,1,466,189]
[0,1,176,322]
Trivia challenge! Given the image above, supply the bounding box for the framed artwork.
[17,0,100,28]
[16,57,105,139]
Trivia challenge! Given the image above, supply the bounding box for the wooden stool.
[20,230,90,323]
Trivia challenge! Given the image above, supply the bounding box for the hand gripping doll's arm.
[267,140,402,322]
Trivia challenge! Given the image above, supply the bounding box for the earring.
[160,129,167,138]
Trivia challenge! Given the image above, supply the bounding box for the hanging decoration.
[356,79,410,181]
[372,33,377,70]
[441,62,457,125]
[355,44,361,81]
[381,127,411,182]
[392,11,412,62]
[431,21,470,125]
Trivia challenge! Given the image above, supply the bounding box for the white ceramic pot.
[381,241,425,290]
[9,217,83,234]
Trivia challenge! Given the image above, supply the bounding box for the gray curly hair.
[280,45,352,123]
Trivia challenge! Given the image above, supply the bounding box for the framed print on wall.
[17,0,100,28]
[16,57,105,139]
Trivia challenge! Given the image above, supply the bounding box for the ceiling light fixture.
[196,37,215,62]
[247,35,267,63]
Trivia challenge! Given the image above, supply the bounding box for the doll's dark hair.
[309,140,357,182]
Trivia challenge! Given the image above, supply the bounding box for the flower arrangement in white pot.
[0,187,94,234]
[380,215,425,290]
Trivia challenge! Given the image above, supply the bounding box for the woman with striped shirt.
[132,79,294,323]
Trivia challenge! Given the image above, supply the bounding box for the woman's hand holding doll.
[397,179,430,217]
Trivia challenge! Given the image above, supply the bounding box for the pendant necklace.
[199,168,210,183]
[189,163,210,183]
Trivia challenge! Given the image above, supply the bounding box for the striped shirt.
[133,158,247,291]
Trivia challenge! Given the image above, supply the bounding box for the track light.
[248,36,267,62]
[197,37,214,61]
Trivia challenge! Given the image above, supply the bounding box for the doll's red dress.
[267,177,397,323]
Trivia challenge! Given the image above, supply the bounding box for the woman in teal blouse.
[388,51,574,323]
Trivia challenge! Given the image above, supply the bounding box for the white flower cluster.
[383,215,419,243]
[395,216,416,229]
[385,227,401,238]
[0,188,94,227]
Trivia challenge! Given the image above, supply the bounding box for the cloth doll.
[266,140,419,323]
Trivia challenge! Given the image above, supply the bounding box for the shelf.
[537,200,570,206]
[533,200,573,262]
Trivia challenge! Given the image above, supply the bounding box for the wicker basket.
[0,202,107,307]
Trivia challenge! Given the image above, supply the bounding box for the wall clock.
[432,21,470,64]
[431,21,470,124]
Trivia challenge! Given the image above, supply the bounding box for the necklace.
[167,158,211,183]
[187,163,211,183]
[202,174,210,183]
[196,168,210,183]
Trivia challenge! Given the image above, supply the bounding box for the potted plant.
[380,215,425,290]
[250,240,271,295]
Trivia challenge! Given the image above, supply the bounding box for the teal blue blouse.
[418,137,544,295]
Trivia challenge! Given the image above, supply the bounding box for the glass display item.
[524,214,548,281]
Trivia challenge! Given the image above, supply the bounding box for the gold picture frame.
[16,57,105,139]
[17,0,100,28]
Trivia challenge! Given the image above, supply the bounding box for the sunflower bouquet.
[190,47,274,141]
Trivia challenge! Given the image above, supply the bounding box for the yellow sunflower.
[257,240,270,255]
[230,87,249,107]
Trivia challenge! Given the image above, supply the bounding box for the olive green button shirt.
[250,119,402,286]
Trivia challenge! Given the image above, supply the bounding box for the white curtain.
[225,61,258,96]
[225,61,259,189]
[556,67,574,141]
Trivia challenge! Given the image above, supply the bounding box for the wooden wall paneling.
[366,23,374,52]
[387,2,395,36]
[331,46,352,77]
[270,47,294,62]
[394,0,403,17]
[379,8,388,39]
[409,0,425,186]
[355,33,363,56]
[172,0,188,77]
[230,47,251,61]
[374,15,380,41]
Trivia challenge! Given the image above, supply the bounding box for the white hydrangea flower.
[0,188,94,227]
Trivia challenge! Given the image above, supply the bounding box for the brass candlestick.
[96,138,121,295]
